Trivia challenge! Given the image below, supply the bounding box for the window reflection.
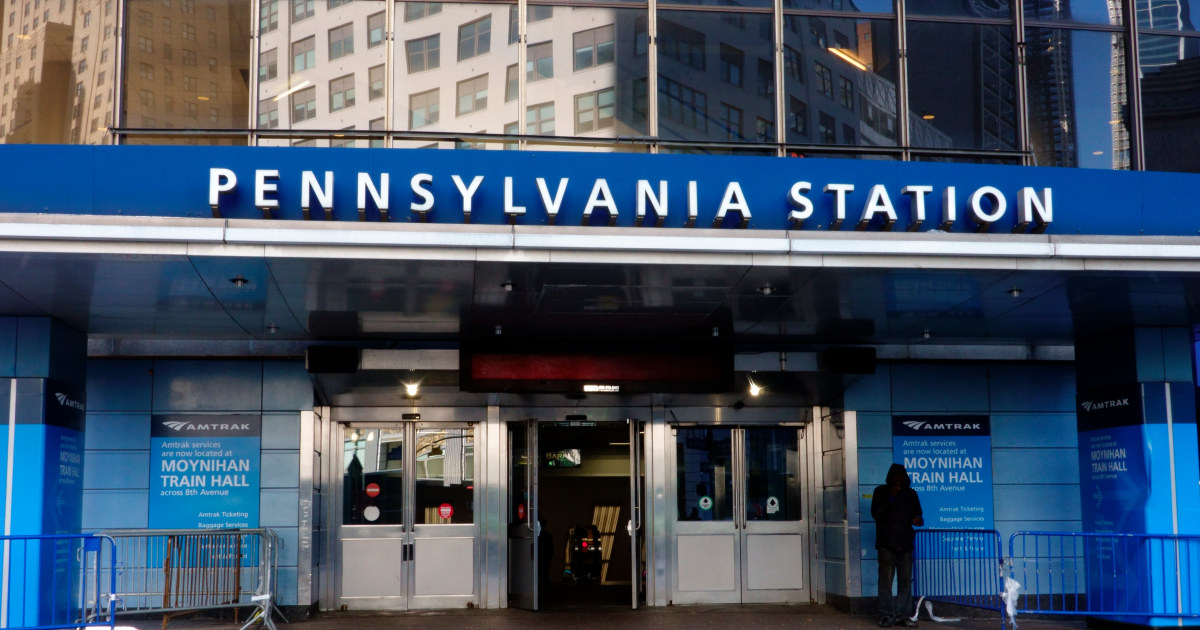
[908,21,1017,151]
[1140,33,1200,172]
[1025,28,1128,169]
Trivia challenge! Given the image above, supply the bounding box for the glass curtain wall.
[2,0,1200,170]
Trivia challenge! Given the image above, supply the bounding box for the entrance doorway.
[508,416,645,611]
[335,421,478,609]
[671,426,808,604]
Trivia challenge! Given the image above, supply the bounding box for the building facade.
[1,0,1200,620]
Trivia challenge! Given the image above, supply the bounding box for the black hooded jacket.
[871,463,924,552]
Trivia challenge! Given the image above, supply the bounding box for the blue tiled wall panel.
[82,490,149,530]
[261,489,300,527]
[274,526,299,567]
[276,567,298,606]
[861,522,877,560]
[991,414,1078,448]
[992,449,1080,485]
[993,485,1081,522]
[151,360,264,412]
[1135,328,1166,383]
[856,413,893,448]
[262,413,301,450]
[0,318,16,376]
[86,360,153,411]
[83,452,149,490]
[263,361,314,411]
[862,559,879,595]
[890,364,989,412]
[988,364,1076,412]
[261,452,300,489]
[843,367,892,412]
[1162,328,1194,382]
[858,447,894,498]
[84,413,151,450]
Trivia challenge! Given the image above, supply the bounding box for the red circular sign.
[438,503,454,519]
[365,483,381,498]
[517,503,526,520]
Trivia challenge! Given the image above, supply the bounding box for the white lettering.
[824,183,854,226]
[505,176,526,218]
[713,182,750,228]
[536,177,568,223]
[861,184,897,226]
[1018,187,1053,227]
[209,168,237,208]
[788,181,813,224]
[583,178,617,224]
[301,170,334,215]
[409,173,432,213]
[901,185,933,225]
[255,169,279,209]
[969,186,1006,225]
[637,180,667,226]
[452,175,484,218]
[358,172,391,213]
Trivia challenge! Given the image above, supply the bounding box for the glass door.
[337,422,478,610]
[339,425,408,609]
[508,420,539,610]
[671,426,807,604]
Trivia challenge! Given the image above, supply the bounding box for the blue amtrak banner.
[1076,384,1148,533]
[149,414,261,529]
[2,144,1200,235]
[893,415,994,530]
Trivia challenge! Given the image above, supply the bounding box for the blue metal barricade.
[913,529,1007,622]
[0,533,117,630]
[1009,531,1200,622]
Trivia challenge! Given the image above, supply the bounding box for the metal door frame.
[665,407,812,605]
[328,408,483,610]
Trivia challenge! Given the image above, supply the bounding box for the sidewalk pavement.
[144,604,1087,630]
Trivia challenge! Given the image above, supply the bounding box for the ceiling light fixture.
[501,281,514,292]
[758,285,774,296]
[748,378,762,397]
[923,329,931,340]
[266,323,279,334]
[230,275,248,287]
[495,325,502,335]
[1009,287,1023,298]
[404,382,419,397]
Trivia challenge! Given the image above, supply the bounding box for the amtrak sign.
[5,144,1200,236]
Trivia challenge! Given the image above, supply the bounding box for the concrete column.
[0,316,87,627]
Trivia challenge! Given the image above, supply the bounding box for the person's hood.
[886,463,910,488]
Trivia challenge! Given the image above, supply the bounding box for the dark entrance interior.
[537,421,641,609]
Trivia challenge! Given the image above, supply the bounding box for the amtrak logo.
[1081,398,1130,412]
[54,392,85,411]
[902,420,928,431]
[161,419,252,432]
[899,419,982,431]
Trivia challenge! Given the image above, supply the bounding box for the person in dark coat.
[871,463,924,627]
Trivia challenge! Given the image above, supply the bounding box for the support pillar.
[1074,327,1200,626]
[0,316,87,627]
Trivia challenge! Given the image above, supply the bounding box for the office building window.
[330,74,355,111]
[659,76,706,131]
[720,44,743,87]
[292,0,313,22]
[259,0,277,32]
[573,24,614,71]
[162,17,171,33]
[329,23,354,59]
[720,103,742,141]
[292,36,315,73]
[527,41,552,81]
[182,49,197,66]
[184,101,197,118]
[369,64,384,100]
[139,89,154,108]
[839,76,853,110]
[243,101,263,125]
[818,111,835,143]
[259,49,277,82]
[757,58,773,96]
[574,87,614,133]
[163,44,173,60]
[292,84,316,122]
[789,97,807,135]
[456,74,488,115]
[504,121,518,151]
[369,117,384,147]
[331,127,356,148]
[529,4,551,21]
[328,0,349,8]
[756,117,774,142]
[815,62,832,97]
[406,34,439,73]
[368,11,385,48]
[182,23,195,40]
[138,36,154,53]
[526,101,554,134]
[139,62,154,80]
[458,16,490,61]
[505,64,517,101]
[183,75,196,90]
[632,78,647,123]
[843,124,855,145]
[404,1,440,22]
[784,46,801,82]
[409,88,439,128]
[659,19,705,70]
